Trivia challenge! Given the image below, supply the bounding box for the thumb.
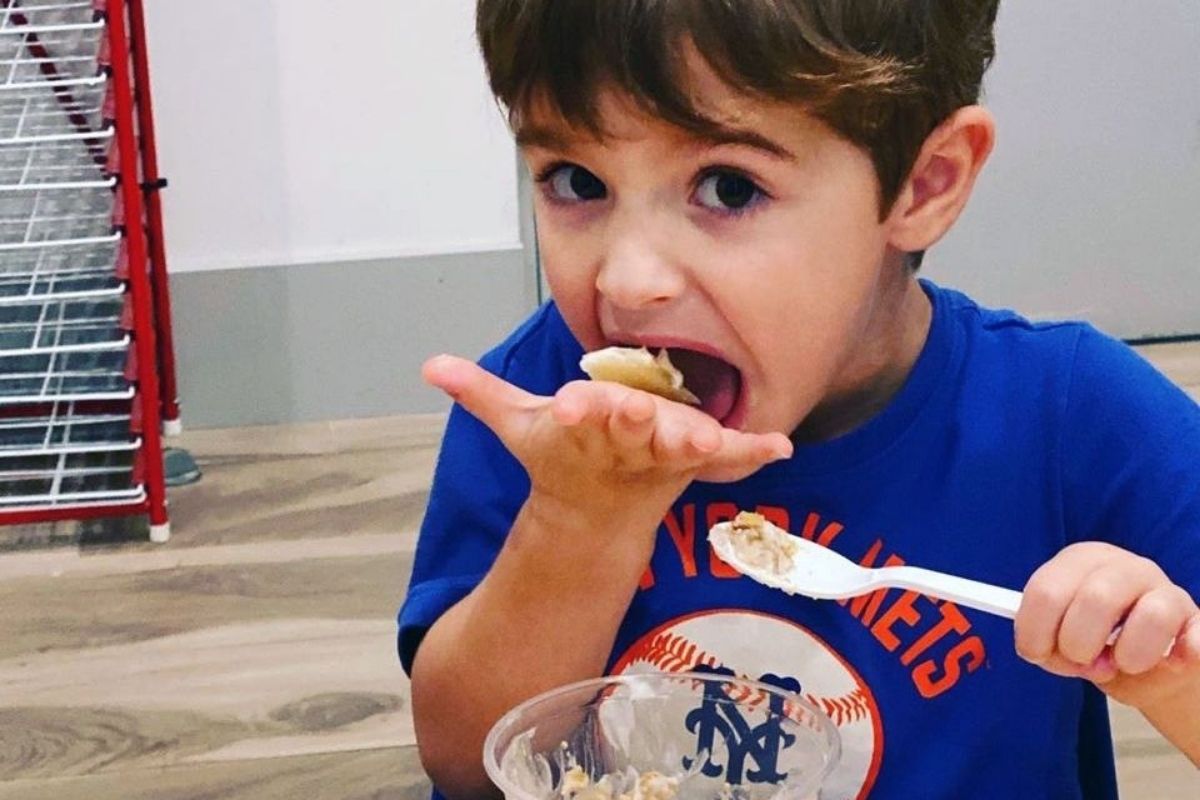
[423,355,540,444]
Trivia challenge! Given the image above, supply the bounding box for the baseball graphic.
[611,610,883,799]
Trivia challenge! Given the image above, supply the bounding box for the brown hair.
[477,0,999,219]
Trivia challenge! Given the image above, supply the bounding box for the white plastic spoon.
[710,516,1136,649]
[709,516,1023,618]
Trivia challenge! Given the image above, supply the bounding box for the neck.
[793,274,933,443]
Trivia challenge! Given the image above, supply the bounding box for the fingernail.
[1184,635,1200,664]
[422,357,450,387]
[1083,653,1117,683]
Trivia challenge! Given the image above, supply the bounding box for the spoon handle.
[877,565,1024,618]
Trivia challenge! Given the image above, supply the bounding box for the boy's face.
[518,62,922,437]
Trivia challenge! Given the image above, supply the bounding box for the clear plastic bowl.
[483,671,841,800]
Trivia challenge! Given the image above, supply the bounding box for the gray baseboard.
[171,248,536,428]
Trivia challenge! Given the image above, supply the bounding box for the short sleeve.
[397,395,528,674]
[1060,326,1200,599]
[397,304,582,675]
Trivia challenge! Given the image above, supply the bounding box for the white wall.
[926,0,1200,339]
[143,0,521,273]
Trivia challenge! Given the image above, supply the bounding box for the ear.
[886,106,996,253]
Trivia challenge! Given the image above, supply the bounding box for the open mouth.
[662,347,744,426]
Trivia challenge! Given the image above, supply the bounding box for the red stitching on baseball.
[623,631,871,726]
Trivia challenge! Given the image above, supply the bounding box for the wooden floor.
[0,344,1197,798]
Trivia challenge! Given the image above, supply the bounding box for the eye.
[694,169,766,215]
[539,163,607,203]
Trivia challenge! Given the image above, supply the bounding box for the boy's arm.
[1034,328,1200,764]
[1016,542,1200,765]
[1139,650,1200,766]
[410,356,792,800]
[411,494,665,800]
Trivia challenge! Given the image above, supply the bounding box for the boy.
[399,2,1200,797]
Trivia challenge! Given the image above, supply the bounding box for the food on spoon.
[711,511,799,575]
[579,347,701,406]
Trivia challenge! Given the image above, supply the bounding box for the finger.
[1015,544,1119,665]
[550,381,630,428]
[694,432,791,483]
[607,391,657,451]
[1178,614,1200,663]
[1017,556,1099,662]
[1080,650,1119,685]
[423,355,539,440]
[1111,586,1196,675]
[1035,654,1088,680]
[694,429,791,479]
[649,410,723,465]
[1058,561,1162,666]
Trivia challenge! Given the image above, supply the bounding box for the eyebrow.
[514,125,574,151]
[515,123,797,162]
[692,127,797,162]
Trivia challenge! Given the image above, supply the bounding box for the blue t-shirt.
[399,281,1200,799]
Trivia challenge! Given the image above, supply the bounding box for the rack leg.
[127,0,182,428]
[149,520,171,543]
[109,0,170,546]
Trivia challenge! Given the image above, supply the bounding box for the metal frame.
[125,0,176,428]
[0,0,171,540]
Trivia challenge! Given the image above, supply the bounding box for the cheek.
[715,199,888,399]
[734,218,884,335]
[537,227,606,348]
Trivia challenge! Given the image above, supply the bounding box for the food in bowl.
[559,764,680,800]
[484,672,840,800]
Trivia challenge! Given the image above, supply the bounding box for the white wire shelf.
[0,14,105,87]
[0,76,107,138]
[0,233,120,306]
[0,295,125,355]
[0,344,131,403]
[1,2,103,31]
[0,126,111,183]
[0,172,112,190]
[0,266,120,304]
[0,184,114,245]
[0,444,144,509]
[0,404,134,456]
[0,229,118,253]
[0,486,145,511]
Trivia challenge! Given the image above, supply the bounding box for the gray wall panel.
[172,249,534,428]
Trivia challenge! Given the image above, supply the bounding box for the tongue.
[666,348,741,422]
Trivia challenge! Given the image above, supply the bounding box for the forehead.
[514,43,831,161]
[516,86,829,165]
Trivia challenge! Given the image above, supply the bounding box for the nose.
[594,216,686,310]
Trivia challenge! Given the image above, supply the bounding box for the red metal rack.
[0,0,179,542]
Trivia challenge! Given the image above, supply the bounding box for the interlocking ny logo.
[682,665,800,784]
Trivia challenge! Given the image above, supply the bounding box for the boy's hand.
[1015,542,1200,710]
[423,355,792,522]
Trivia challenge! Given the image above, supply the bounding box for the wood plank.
[162,446,435,548]
[0,532,412,583]
[179,414,446,460]
[1140,342,1200,387]
[0,553,410,660]
[0,618,415,776]
[0,746,431,800]
[1116,751,1200,800]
